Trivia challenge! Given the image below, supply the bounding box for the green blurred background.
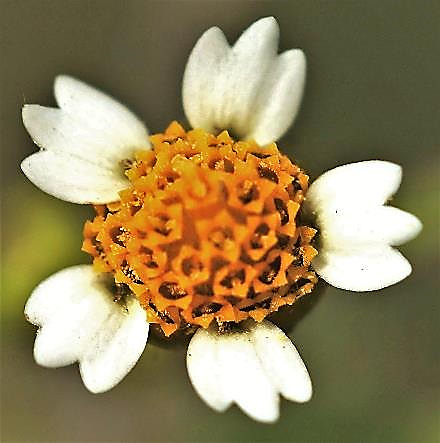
[1,1,439,442]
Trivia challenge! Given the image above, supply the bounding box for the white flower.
[21,17,421,422]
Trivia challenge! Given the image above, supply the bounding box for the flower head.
[21,17,421,423]
[82,122,318,337]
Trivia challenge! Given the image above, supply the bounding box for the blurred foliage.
[2,182,91,319]
[1,1,439,442]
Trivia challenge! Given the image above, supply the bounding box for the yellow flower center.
[82,122,318,336]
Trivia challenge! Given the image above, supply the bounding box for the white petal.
[79,294,148,394]
[54,76,149,152]
[187,326,278,423]
[183,17,305,143]
[25,265,149,393]
[312,245,412,292]
[246,320,312,403]
[215,330,279,422]
[246,49,306,145]
[187,320,311,423]
[304,161,422,291]
[316,206,422,250]
[182,27,230,133]
[21,151,128,204]
[22,76,150,204]
[186,326,232,412]
[209,17,279,136]
[305,161,403,211]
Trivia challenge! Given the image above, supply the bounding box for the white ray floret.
[186,320,312,423]
[21,75,150,204]
[182,17,306,146]
[24,265,149,393]
[304,160,422,291]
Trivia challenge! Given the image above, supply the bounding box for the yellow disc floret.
[82,122,318,336]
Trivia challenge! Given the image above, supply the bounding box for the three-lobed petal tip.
[21,75,150,204]
[304,160,423,292]
[186,319,312,423]
[24,265,149,393]
[182,16,306,146]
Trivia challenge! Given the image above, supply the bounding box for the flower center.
[82,122,318,336]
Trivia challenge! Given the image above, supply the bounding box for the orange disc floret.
[82,122,318,336]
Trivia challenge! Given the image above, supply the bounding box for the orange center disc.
[83,122,318,336]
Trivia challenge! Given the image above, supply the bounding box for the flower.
[21,17,421,423]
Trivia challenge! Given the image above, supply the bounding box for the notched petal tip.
[247,16,279,33]
[53,74,96,106]
[281,48,306,72]
[21,104,52,149]
[385,208,423,246]
[53,73,76,91]
[247,320,313,404]
[79,296,149,394]
[248,48,307,145]
[197,25,226,43]
[407,214,423,241]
